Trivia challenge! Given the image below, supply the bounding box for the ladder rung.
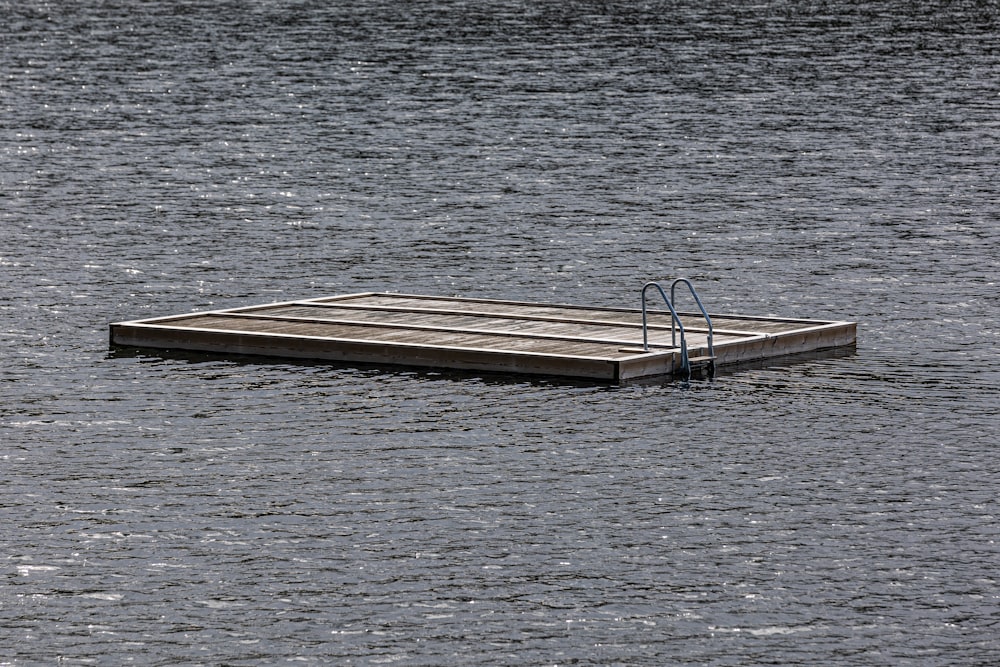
[687,355,716,365]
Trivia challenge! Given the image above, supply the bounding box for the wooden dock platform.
[109,292,856,382]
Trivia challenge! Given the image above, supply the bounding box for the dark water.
[2,1,999,664]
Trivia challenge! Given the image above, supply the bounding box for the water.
[2,1,999,664]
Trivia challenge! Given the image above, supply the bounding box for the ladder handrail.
[641,281,690,374]
[670,278,714,359]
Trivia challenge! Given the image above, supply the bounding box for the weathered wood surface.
[110,292,856,381]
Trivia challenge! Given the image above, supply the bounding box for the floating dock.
[109,291,856,382]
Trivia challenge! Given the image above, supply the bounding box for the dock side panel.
[110,324,620,380]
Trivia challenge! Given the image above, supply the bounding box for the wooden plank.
[293,299,705,332]
[124,317,636,359]
[284,298,828,339]
[111,322,625,379]
[205,311,697,349]
[323,293,832,327]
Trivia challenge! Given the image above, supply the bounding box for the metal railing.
[670,277,714,360]
[641,281,690,373]
[641,278,714,377]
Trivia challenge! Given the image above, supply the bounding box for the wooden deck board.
[244,305,685,347]
[110,291,856,381]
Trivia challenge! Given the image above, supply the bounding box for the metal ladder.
[641,279,716,377]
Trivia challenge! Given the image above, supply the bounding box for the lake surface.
[2,1,999,664]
